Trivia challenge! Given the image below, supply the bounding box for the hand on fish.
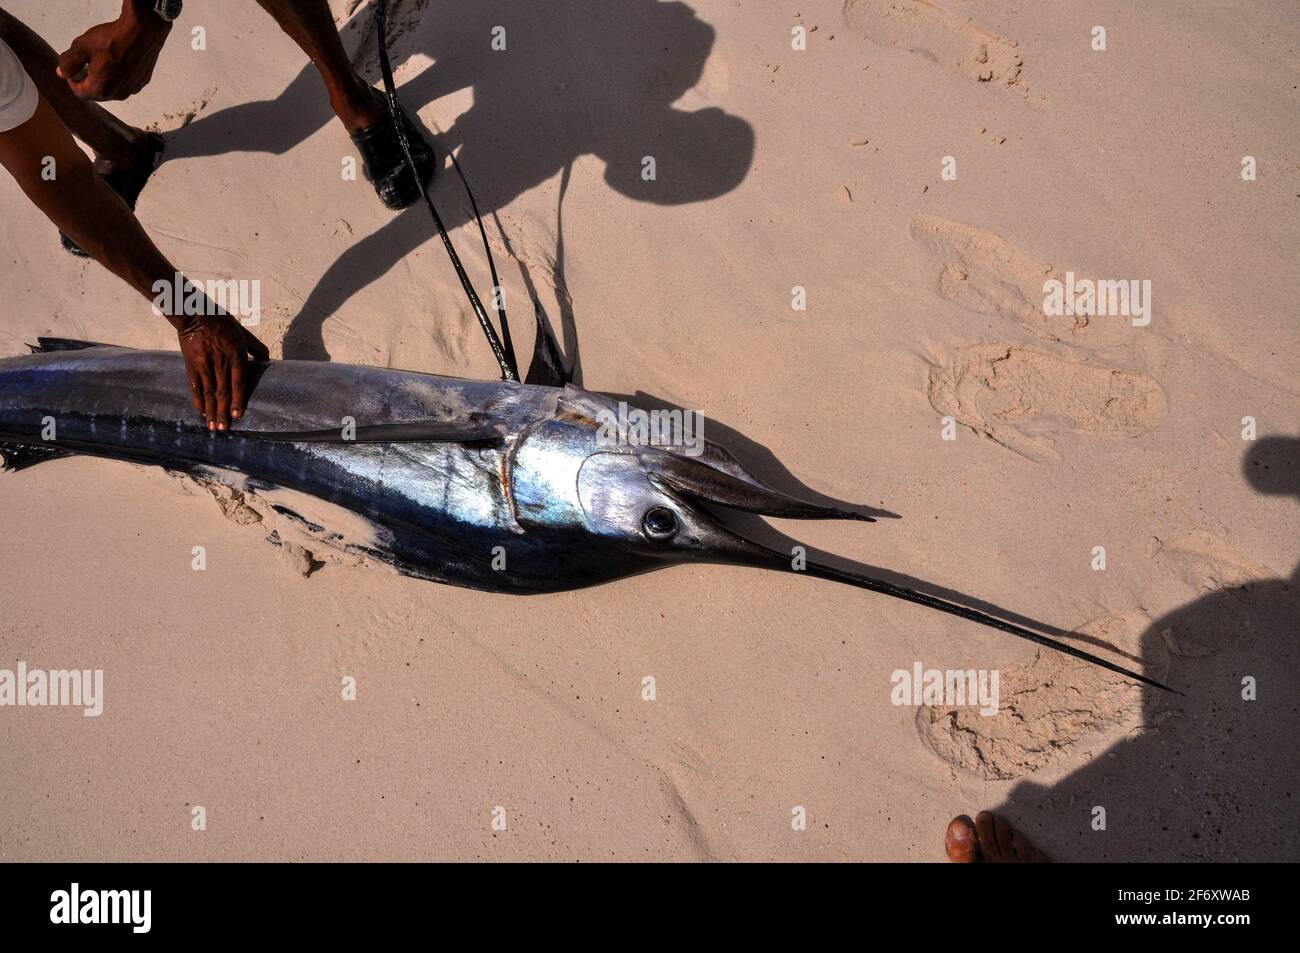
[174,312,269,431]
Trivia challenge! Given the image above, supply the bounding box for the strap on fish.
[374,0,519,383]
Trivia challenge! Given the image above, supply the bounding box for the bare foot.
[945,811,1049,862]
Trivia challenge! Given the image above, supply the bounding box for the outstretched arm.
[57,0,383,131]
[0,92,267,429]
[56,0,172,101]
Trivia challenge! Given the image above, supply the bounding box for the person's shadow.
[167,0,755,362]
[995,436,1300,861]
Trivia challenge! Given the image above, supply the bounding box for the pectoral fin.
[0,441,71,471]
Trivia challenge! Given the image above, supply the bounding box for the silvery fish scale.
[0,343,1172,691]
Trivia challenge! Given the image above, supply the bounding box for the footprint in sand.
[910,216,1067,340]
[910,217,1142,347]
[1148,532,1274,598]
[916,611,1166,780]
[927,344,1167,463]
[842,0,1026,94]
[174,471,375,578]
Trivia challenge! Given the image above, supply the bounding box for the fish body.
[0,342,1173,691]
[0,344,664,592]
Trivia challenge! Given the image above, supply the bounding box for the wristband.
[152,0,183,22]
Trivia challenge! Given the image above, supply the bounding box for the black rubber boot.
[350,102,438,211]
[60,133,166,258]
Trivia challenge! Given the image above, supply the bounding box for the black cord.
[374,0,519,381]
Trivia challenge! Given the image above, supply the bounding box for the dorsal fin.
[28,337,126,354]
[524,304,571,387]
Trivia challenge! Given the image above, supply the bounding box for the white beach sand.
[1,0,1296,860]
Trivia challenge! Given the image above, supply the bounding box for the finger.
[56,43,90,82]
[183,359,204,414]
[120,65,148,101]
[65,53,108,101]
[229,358,248,421]
[197,359,219,432]
[241,326,270,362]
[130,60,160,99]
[67,71,108,102]
[975,811,999,862]
[214,357,233,431]
[993,815,1015,858]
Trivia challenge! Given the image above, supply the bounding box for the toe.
[1012,831,1033,861]
[945,815,980,863]
[994,814,1016,858]
[975,811,1005,862]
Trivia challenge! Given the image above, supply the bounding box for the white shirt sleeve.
[0,36,39,133]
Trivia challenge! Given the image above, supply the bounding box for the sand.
[1,0,1297,861]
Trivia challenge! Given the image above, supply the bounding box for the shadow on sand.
[994,436,1300,861]
[167,0,755,364]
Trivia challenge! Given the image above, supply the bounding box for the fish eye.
[642,506,679,539]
